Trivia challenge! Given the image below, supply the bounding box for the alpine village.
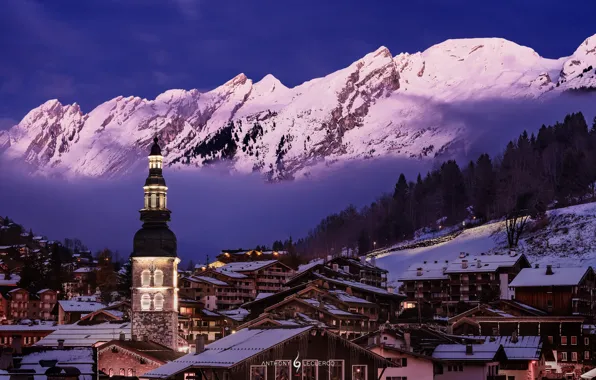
[4,130,596,380]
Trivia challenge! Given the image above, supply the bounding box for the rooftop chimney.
[12,335,22,355]
[465,344,473,355]
[462,260,468,269]
[57,339,64,350]
[477,260,482,268]
[417,268,423,276]
[546,265,553,275]
[360,256,366,264]
[195,335,205,355]
[404,332,411,352]
[119,333,126,341]
[512,331,519,344]
[459,252,466,258]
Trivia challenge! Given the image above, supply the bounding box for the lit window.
[120,369,125,376]
[352,365,367,380]
[561,352,568,361]
[561,336,568,345]
[141,270,151,287]
[141,294,151,310]
[151,193,157,208]
[571,336,577,345]
[250,365,266,380]
[586,351,590,360]
[572,352,578,362]
[585,337,590,346]
[154,269,164,287]
[127,369,133,377]
[154,293,165,311]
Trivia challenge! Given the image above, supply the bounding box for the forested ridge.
[290,112,596,259]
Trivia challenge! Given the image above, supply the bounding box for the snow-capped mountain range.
[2,34,596,180]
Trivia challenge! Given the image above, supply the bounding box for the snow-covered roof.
[220,260,278,272]
[0,322,57,331]
[315,273,398,296]
[35,322,131,347]
[37,288,53,294]
[202,309,221,317]
[445,253,525,274]
[329,290,373,304]
[210,267,248,278]
[0,273,19,286]
[17,347,95,378]
[58,300,107,313]
[478,336,541,360]
[509,266,591,287]
[73,267,94,273]
[432,343,503,361]
[255,292,275,301]
[186,276,229,286]
[297,259,324,274]
[399,260,450,281]
[484,308,514,318]
[217,308,250,322]
[144,326,313,378]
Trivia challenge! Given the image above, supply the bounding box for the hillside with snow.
[2,35,596,180]
[372,202,596,286]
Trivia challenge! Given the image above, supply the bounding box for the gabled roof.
[143,326,314,377]
[220,260,289,272]
[58,300,106,313]
[477,336,541,361]
[432,343,506,362]
[98,340,185,363]
[184,275,229,286]
[313,273,403,298]
[209,267,248,279]
[264,294,366,320]
[509,266,592,287]
[35,321,131,347]
[445,252,528,274]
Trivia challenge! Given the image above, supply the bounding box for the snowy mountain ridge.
[2,34,596,180]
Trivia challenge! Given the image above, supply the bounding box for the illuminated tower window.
[141,294,151,310]
[154,293,164,311]
[154,269,164,287]
[141,270,151,287]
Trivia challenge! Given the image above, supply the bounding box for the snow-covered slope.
[374,202,596,285]
[2,35,596,180]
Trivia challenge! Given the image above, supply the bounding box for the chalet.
[400,252,531,314]
[368,344,444,379]
[287,274,404,323]
[143,326,396,380]
[0,322,57,347]
[179,275,240,310]
[7,288,57,321]
[178,302,238,344]
[239,285,380,339]
[98,334,184,378]
[326,256,388,289]
[215,260,294,293]
[241,282,310,319]
[508,265,595,316]
[205,267,256,304]
[477,335,544,380]
[448,314,593,376]
[56,300,106,324]
[432,343,506,379]
[78,301,130,323]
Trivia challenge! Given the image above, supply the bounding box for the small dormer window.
[154,269,164,287]
[141,270,151,287]
[141,294,151,310]
[154,293,164,311]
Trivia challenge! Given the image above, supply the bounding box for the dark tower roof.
[150,136,162,156]
[131,136,177,258]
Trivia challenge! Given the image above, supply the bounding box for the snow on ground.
[375,201,596,285]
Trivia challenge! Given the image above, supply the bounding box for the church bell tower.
[131,137,179,350]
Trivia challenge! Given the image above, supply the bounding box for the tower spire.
[140,136,170,225]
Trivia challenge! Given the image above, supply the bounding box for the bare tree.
[505,210,529,249]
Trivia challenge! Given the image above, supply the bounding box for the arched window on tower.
[154,269,164,287]
[151,193,157,208]
[141,294,151,310]
[154,293,164,311]
[141,270,151,287]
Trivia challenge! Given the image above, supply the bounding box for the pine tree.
[117,260,132,301]
[186,260,195,272]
